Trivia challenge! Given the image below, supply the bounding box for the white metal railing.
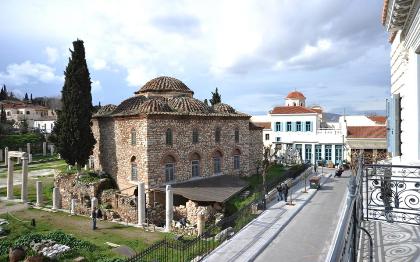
[316,128,342,135]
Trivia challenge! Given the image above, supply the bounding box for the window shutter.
[310,122,313,132]
[387,98,395,153]
[292,122,296,132]
[280,122,283,132]
[393,94,401,156]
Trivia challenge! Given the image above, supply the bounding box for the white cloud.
[0,60,63,86]
[45,46,59,64]
[92,59,108,70]
[91,80,102,93]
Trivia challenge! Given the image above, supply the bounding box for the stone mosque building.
[92,76,263,205]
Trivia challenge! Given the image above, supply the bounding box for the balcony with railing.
[328,158,420,262]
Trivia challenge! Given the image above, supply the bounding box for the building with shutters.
[382,0,420,165]
[251,91,388,165]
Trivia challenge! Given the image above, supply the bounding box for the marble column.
[88,157,93,169]
[138,182,145,226]
[50,145,55,156]
[52,187,60,210]
[311,144,316,165]
[7,157,14,200]
[27,143,31,155]
[36,181,43,207]
[70,199,76,215]
[21,156,29,202]
[84,164,88,171]
[42,142,47,156]
[17,148,22,164]
[165,185,173,232]
[4,147,8,166]
[29,154,32,163]
[197,213,204,236]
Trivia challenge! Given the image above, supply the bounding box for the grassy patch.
[0,176,54,205]
[0,159,67,178]
[0,208,164,261]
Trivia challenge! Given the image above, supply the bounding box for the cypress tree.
[210,87,222,106]
[30,93,33,102]
[203,99,209,106]
[0,105,6,123]
[56,39,95,170]
[24,93,29,101]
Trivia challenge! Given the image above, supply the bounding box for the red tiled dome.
[168,96,210,113]
[213,103,236,114]
[135,76,193,95]
[286,91,305,100]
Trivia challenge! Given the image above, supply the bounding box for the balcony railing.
[316,128,342,135]
[327,157,420,262]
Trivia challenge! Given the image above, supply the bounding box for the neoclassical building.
[92,76,263,199]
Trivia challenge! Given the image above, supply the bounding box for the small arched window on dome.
[233,149,241,170]
[164,155,176,182]
[166,128,173,145]
[215,127,221,143]
[234,128,240,143]
[130,156,138,181]
[131,128,136,145]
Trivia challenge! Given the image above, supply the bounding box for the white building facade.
[382,0,420,165]
[252,91,345,166]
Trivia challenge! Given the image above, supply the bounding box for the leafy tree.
[19,119,28,133]
[210,87,221,106]
[55,39,95,171]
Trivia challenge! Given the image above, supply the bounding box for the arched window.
[166,128,173,145]
[130,156,138,181]
[192,129,199,144]
[131,128,136,145]
[234,128,239,143]
[213,150,222,175]
[191,153,200,177]
[233,149,241,170]
[215,127,221,143]
[164,155,176,182]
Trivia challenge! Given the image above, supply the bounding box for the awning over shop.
[156,175,249,203]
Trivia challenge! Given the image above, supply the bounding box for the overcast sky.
[0,0,389,115]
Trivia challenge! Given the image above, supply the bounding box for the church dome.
[139,98,172,113]
[135,76,194,96]
[113,96,148,115]
[168,96,211,113]
[94,104,117,117]
[213,103,236,114]
[286,91,305,100]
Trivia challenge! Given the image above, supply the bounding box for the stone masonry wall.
[248,128,263,175]
[146,116,251,187]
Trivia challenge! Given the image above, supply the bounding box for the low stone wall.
[173,200,218,225]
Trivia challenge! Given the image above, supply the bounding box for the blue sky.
[0,0,389,115]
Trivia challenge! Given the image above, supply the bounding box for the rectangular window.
[275,122,281,132]
[235,129,240,143]
[305,144,312,163]
[192,160,200,177]
[325,145,332,161]
[213,157,221,174]
[335,145,343,165]
[295,144,302,159]
[131,164,138,181]
[286,122,292,132]
[192,129,199,144]
[265,133,270,140]
[26,111,30,115]
[276,137,281,142]
[315,145,322,161]
[305,121,312,132]
[234,155,240,170]
[165,163,175,181]
[296,121,302,132]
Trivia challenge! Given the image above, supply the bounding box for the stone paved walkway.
[204,168,339,262]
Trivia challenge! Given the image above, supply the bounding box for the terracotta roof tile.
[347,126,387,139]
[367,115,387,125]
[249,122,264,130]
[253,122,271,129]
[286,91,305,99]
[271,106,317,114]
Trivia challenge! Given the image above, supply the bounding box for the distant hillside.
[323,112,341,122]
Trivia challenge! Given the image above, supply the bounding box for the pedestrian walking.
[92,207,97,230]
[276,184,283,201]
[283,184,289,202]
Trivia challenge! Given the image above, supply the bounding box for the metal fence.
[126,164,310,262]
